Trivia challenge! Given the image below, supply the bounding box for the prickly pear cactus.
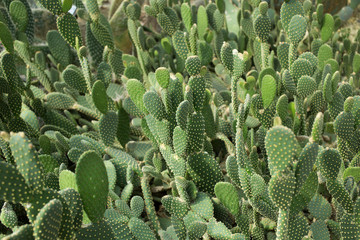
[0,0,360,239]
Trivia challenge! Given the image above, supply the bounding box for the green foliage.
[99,111,118,146]
[143,91,167,121]
[155,67,170,88]
[254,14,271,43]
[318,147,341,180]
[265,126,298,176]
[188,152,223,194]
[92,80,108,114]
[76,151,109,223]
[33,199,63,240]
[321,14,334,42]
[0,0,360,238]
[57,13,82,48]
[261,75,276,108]
[0,22,14,53]
[288,15,307,44]
[1,203,17,228]
[126,79,148,114]
[10,133,45,191]
[214,182,240,216]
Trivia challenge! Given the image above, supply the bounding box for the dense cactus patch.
[0,0,360,239]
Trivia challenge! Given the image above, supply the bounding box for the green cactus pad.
[85,0,100,21]
[310,220,330,240]
[9,1,29,32]
[188,76,205,111]
[261,75,276,108]
[141,176,160,232]
[207,218,232,239]
[181,3,192,32]
[160,144,186,177]
[10,133,45,191]
[92,80,108,114]
[157,13,177,36]
[173,126,187,156]
[59,188,83,232]
[278,42,290,69]
[326,179,353,213]
[37,0,62,15]
[128,217,157,240]
[1,52,25,91]
[220,42,234,72]
[45,92,75,109]
[276,94,289,121]
[299,52,318,70]
[340,213,360,239]
[265,126,298,176]
[290,58,313,82]
[282,69,297,95]
[318,147,341,180]
[57,13,82,48]
[288,15,307,44]
[126,79,148,114]
[214,182,240,216]
[297,76,317,98]
[225,155,241,187]
[280,0,305,33]
[318,44,333,70]
[187,112,205,153]
[288,214,309,240]
[0,203,17,228]
[187,152,223,194]
[241,12,256,40]
[328,92,344,119]
[62,64,88,93]
[185,55,202,76]
[76,220,115,239]
[320,14,334,43]
[197,6,208,39]
[0,22,14,54]
[323,73,333,103]
[308,193,332,220]
[33,199,63,240]
[130,196,144,218]
[90,20,114,50]
[155,67,170,88]
[99,111,118,146]
[295,142,318,190]
[86,22,103,67]
[172,30,189,60]
[143,91,167,121]
[191,192,213,220]
[156,119,171,145]
[254,15,271,43]
[161,195,188,218]
[76,150,109,223]
[188,221,207,239]
[334,111,354,141]
[269,169,296,210]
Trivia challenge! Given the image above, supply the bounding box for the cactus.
[33,199,63,240]
[0,0,359,238]
[76,151,109,223]
[0,203,17,229]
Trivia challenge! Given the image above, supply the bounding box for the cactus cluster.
[0,0,360,239]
